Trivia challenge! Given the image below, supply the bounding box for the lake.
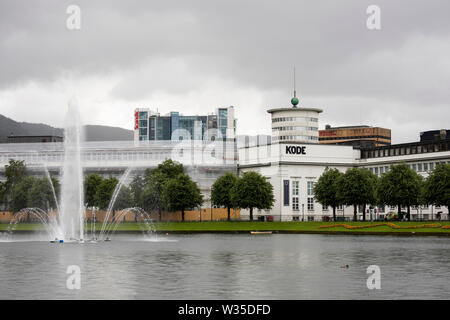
[0,233,449,299]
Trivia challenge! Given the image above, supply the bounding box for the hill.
[0,114,133,142]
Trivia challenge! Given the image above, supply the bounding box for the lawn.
[1,221,450,235]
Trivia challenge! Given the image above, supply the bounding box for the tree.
[84,173,104,207]
[377,163,423,220]
[129,174,145,208]
[424,163,450,220]
[113,185,134,210]
[211,172,238,221]
[27,178,56,210]
[5,159,27,189]
[141,170,165,219]
[162,173,203,222]
[231,171,275,221]
[337,168,378,221]
[4,159,27,209]
[94,177,118,210]
[10,176,36,213]
[313,167,343,221]
[0,181,6,209]
[141,159,185,221]
[154,159,183,179]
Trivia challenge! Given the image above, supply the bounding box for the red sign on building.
[134,111,139,130]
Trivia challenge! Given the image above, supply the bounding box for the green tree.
[141,170,165,219]
[377,163,423,220]
[211,172,238,221]
[141,159,185,220]
[162,173,203,222]
[0,181,6,209]
[313,167,343,221]
[337,168,378,221]
[84,173,104,207]
[424,163,450,220]
[231,171,275,221]
[94,177,119,210]
[10,176,36,213]
[4,159,27,209]
[153,159,184,179]
[27,178,56,210]
[113,185,134,210]
[5,159,27,189]
[129,174,145,207]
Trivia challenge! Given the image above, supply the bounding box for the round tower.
[268,88,322,144]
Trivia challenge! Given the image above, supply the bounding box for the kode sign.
[285,145,306,155]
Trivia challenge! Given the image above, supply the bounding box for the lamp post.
[302,203,305,222]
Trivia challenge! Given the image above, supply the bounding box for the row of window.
[292,180,315,211]
[0,152,173,163]
[319,135,391,141]
[272,126,318,132]
[368,160,450,175]
[272,135,319,142]
[363,141,450,158]
[272,117,318,123]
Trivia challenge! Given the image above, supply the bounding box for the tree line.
[313,163,450,221]
[85,159,204,221]
[0,159,204,221]
[0,160,60,212]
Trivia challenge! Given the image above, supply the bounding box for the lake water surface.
[0,233,449,299]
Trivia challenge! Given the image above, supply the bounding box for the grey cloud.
[0,0,449,143]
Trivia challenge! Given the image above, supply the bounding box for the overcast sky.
[0,0,449,143]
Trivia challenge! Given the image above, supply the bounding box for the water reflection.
[0,233,449,299]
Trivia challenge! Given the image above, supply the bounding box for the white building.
[238,96,450,221]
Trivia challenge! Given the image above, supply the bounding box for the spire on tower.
[291,66,299,107]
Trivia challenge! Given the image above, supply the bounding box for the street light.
[302,203,305,222]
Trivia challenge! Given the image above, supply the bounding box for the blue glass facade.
[138,107,234,141]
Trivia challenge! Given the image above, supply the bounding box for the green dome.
[291,96,299,107]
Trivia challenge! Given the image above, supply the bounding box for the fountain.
[58,97,85,241]
[2,98,157,243]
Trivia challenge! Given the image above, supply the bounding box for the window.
[307,181,314,196]
[292,198,299,211]
[307,198,314,211]
[337,205,344,211]
[292,181,299,211]
[385,166,389,173]
[379,167,384,174]
[412,164,417,171]
[307,181,314,211]
[424,163,428,171]
[374,167,379,175]
[430,163,434,170]
[417,163,422,172]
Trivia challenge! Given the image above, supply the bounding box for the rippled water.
[0,233,449,299]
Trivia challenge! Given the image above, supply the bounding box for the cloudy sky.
[0,0,449,143]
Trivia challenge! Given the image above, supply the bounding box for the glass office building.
[134,106,235,142]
